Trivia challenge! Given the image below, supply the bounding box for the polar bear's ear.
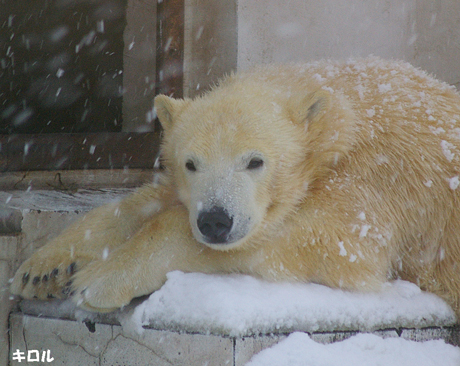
[154,95,189,130]
[306,90,331,123]
[294,89,331,126]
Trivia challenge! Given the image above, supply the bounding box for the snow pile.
[130,271,456,337]
[245,332,460,366]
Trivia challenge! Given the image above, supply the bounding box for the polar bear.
[10,58,460,316]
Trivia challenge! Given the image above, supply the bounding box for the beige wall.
[237,0,460,87]
[414,0,460,88]
[184,0,237,98]
[122,0,459,115]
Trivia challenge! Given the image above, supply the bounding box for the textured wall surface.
[237,0,460,87]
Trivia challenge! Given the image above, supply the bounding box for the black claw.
[22,273,30,286]
[67,262,77,275]
[61,280,73,296]
[85,321,96,333]
[69,291,76,297]
[42,274,49,282]
[32,276,40,286]
[47,294,55,299]
[33,295,38,299]
[50,268,59,278]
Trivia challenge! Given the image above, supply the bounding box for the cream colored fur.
[10,58,460,317]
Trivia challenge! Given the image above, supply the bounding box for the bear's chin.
[195,233,249,251]
[200,240,246,251]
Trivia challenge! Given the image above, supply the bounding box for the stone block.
[235,335,286,366]
[1,259,18,366]
[0,206,22,234]
[9,314,234,366]
[10,314,113,366]
[103,327,233,366]
[310,329,399,344]
[1,189,132,262]
[401,327,460,347]
[0,234,19,262]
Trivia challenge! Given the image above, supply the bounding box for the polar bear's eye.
[247,158,264,170]
[185,160,197,172]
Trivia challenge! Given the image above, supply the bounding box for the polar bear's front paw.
[10,250,91,301]
[70,260,135,313]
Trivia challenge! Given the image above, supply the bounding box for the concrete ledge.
[0,170,154,191]
[9,312,460,366]
[0,189,133,260]
[0,189,133,214]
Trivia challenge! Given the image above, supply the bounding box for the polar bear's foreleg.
[10,181,173,301]
[69,205,241,312]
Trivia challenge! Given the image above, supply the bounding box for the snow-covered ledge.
[11,271,460,365]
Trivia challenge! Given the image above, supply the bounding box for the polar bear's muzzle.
[197,206,234,244]
[185,172,258,248]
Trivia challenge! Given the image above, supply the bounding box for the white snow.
[378,83,392,93]
[97,20,105,33]
[449,176,460,190]
[359,224,371,238]
[424,180,433,188]
[129,271,456,337]
[49,26,69,42]
[102,247,109,260]
[349,254,358,262]
[128,272,459,364]
[195,26,204,41]
[441,140,455,162]
[13,108,34,126]
[313,73,325,83]
[407,33,418,46]
[245,332,460,366]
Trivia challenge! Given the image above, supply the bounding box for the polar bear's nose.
[197,206,233,244]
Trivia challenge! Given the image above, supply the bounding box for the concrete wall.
[123,0,459,120]
[413,1,460,88]
[184,0,237,98]
[237,0,460,88]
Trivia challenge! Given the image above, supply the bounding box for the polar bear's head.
[155,80,352,250]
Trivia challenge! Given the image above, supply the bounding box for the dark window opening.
[1,0,126,134]
[0,0,184,172]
